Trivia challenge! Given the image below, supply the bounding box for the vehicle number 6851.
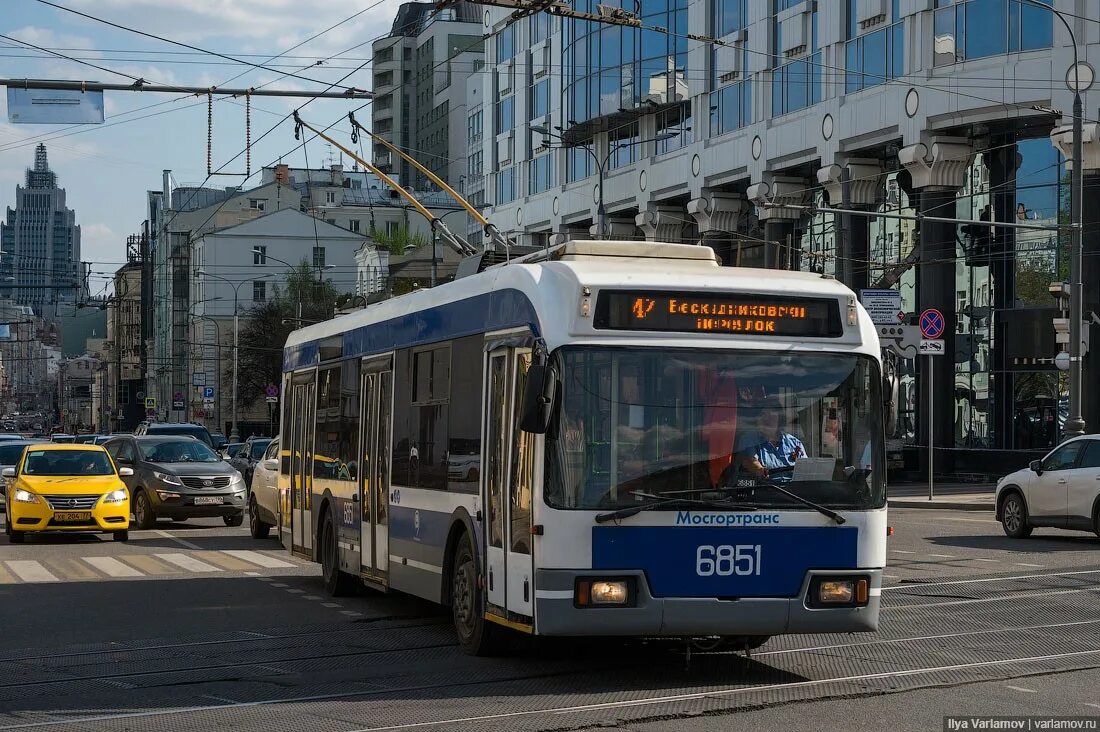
[695,544,762,577]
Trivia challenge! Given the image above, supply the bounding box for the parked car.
[248,436,280,539]
[133,421,214,447]
[0,439,42,510]
[73,434,99,444]
[996,434,1100,538]
[230,436,272,488]
[3,444,132,543]
[223,442,243,460]
[49,434,75,443]
[104,435,245,529]
[210,432,229,452]
[0,434,29,443]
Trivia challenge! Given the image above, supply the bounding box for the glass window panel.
[890,22,904,78]
[846,39,862,93]
[964,0,1006,59]
[933,7,956,66]
[1020,0,1053,51]
[862,27,887,87]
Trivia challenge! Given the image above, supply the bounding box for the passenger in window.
[734,400,806,482]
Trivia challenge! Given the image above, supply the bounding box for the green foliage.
[374,225,428,255]
[230,261,340,408]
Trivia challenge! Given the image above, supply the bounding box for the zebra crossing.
[0,548,302,584]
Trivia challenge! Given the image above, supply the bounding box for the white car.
[995,434,1100,538]
[249,436,280,540]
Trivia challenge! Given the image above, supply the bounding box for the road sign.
[919,308,946,339]
[172,401,184,410]
[919,339,945,356]
[202,386,215,400]
[144,397,156,409]
[860,289,905,325]
[146,408,156,418]
[192,372,207,387]
[266,396,278,404]
[202,398,215,408]
[265,384,279,398]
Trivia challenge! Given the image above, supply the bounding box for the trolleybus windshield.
[545,348,883,512]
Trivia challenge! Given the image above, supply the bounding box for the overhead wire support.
[0,78,371,99]
[292,111,478,258]
[434,0,640,26]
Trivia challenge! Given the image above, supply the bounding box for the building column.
[984,142,1018,450]
[818,159,882,291]
[635,205,686,243]
[687,192,747,265]
[899,138,973,478]
[588,218,638,240]
[1052,125,1100,435]
[748,176,810,270]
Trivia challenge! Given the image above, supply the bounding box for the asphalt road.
[0,509,1097,731]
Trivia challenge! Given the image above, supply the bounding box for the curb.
[888,499,993,512]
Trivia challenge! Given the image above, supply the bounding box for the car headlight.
[100,489,127,505]
[152,471,183,486]
[230,473,245,487]
[156,490,181,500]
[13,489,39,504]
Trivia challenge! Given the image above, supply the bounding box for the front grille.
[42,494,100,510]
[179,476,231,490]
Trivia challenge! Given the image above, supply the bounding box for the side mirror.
[519,361,558,434]
[1,467,14,478]
[1029,459,1043,474]
[263,458,278,470]
[118,467,134,477]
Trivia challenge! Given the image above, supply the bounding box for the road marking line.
[44,558,99,581]
[1085,703,1100,710]
[883,575,899,579]
[254,576,273,582]
[5,561,58,583]
[1006,686,1037,693]
[972,558,1000,563]
[322,603,341,608]
[82,557,142,578]
[194,551,255,571]
[881,568,1100,591]
[201,695,238,704]
[118,554,180,575]
[890,550,915,554]
[927,554,956,558]
[302,595,321,600]
[887,586,1100,610]
[154,530,201,550]
[0,564,16,584]
[154,553,222,573]
[9,645,1100,732]
[1015,563,1044,568]
[244,571,260,576]
[936,517,997,524]
[270,582,288,588]
[220,550,294,568]
[285,589,304,594]
[340,610,362,617]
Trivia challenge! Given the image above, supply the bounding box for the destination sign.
[594,291,843,337]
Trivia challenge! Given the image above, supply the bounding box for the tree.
[231,262,341,410]
[374,225,428,255]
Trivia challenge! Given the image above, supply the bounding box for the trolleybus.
[277,240,886,655]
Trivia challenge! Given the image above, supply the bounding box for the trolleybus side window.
[487,353,508,549]
[447,336,483,493]
[509,350,534,554]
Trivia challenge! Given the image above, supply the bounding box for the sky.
[1,0,408,295]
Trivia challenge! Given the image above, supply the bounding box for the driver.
[734,400,806,481]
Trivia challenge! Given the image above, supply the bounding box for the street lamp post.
[196,271,270,442]
[530,125,677,239]
[252,249,334,322]
[1021,0,1088,436]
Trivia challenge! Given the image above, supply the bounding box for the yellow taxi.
[3,444,132,543]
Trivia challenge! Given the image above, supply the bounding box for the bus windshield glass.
[545,348,884,511]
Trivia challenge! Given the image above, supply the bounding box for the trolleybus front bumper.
[534,568,882,636]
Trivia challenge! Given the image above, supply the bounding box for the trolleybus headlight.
[574,578,634,607]
[819,580,855,603]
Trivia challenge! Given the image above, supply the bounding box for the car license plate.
[193,496,222,505]
[53,511,91,522]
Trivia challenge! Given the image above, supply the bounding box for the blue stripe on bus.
[390,504,450,548]
[284,288,540,371]
[592,526,859,598]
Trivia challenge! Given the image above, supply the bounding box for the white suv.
[995,434,1100,538]
[249,436,280,540]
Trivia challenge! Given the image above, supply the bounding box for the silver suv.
[105,435,246,528]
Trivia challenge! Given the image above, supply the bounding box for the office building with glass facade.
[476,0,1100,476]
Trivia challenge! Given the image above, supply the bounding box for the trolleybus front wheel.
[451,538,506,656]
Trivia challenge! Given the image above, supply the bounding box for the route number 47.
[695,545,762,577]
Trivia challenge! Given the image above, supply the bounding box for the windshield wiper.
[651,482,847,525]
[595,495,756,524]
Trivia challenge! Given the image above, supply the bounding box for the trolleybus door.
[289,373,317,554]
[482,344,535,620]
[359,356,393,581]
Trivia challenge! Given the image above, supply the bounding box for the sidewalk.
[887,482,996,511]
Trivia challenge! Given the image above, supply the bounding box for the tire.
[1094,506,1100,539]
[1000,492,1033,538]
[112,530,129,542]
[320,510,357,597]
[133,490,156,530]
[171,517,187,523]
[8,528,24,544]
[450,536,507,656]
[223,513,244,527]
[249,496,271,539]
